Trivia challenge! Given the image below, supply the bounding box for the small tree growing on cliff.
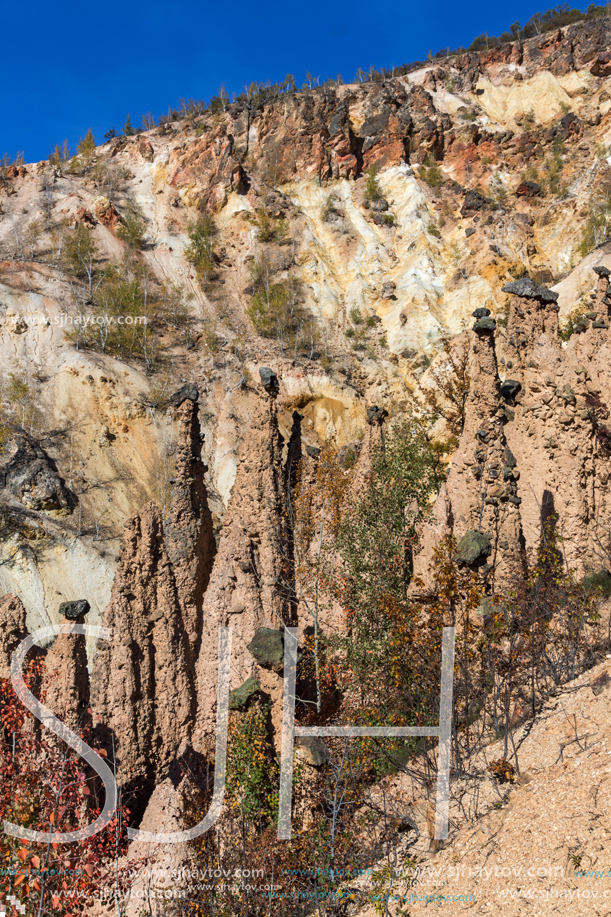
[364,163,383,202]
[419,335,470,441]
[185,213,217,285]
[116,197,147,249]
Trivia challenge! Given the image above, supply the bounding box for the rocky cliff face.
[4,17,611,628]
[5,17,611,894]
[417,264,611,583]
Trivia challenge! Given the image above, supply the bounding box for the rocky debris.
[247,627,285,672]
[380,281,396,299]
[0,433,75,515]
[91,503,193,805]
[0,594,27,679]
[472,307,491,319]
[516,180,542,197]
[461,189,490,216]
[229,676,261,711]
[259,366,279,396]
[93,195,121,228]
[165,394,215,659]
[387,657,611,917]
[74,208,97,227]
[59,599,90,620]
[454,530,492,567]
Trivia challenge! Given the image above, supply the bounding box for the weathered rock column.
[165,383,216,665]
[194,367,298,748]
[90,503,193,806]
[502,278,560,375]
[43,600,91,734]
[0,594,27,679]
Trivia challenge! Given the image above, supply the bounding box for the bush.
[253,208,288,243]
[560,299,591,341]
[364,163,383,202]
[116,198,147,249]
[184,213,217,284]
[321,194,340,222]
[578,181,611,256]
[420,154,443,187]
[245,259,306,349]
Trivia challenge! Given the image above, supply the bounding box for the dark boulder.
[247,627,285,672]
[500,379,521,399]
[259,367,280,396]
[455,530,492,567]
[59,599,90,620]
[501,279,558,302]
[229,676,261,711]
[170,383,199,407]
[473,317,496,332]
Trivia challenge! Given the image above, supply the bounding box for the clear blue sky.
[3,0,589,163]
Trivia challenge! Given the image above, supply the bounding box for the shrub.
[559,299,592,341]
[383,213,396,225]
[578,181,611,256]
[116,197,147,249]
[349,306,363,325]
[321,193,339,222]
[184,213,217,285]
[420,154,443,187]
[364,163,383,202]
[246,260,306,349]
[253,208,288,243]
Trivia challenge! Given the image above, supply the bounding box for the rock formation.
[165,384,216,662]
[194,372,299,748]
[43,600,91,733]
[0,433,75,515]
[417,266,611,584]
[0,594,27,679]
[90,503,193,802]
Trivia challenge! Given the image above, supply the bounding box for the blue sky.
[3,1,589,163]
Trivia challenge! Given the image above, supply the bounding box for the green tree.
[116,197,147,249]
[364,163,383,201]
[123,114,136,136]
[77,129,96,158]
[63,221,99,295]
[184,213,217,284]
